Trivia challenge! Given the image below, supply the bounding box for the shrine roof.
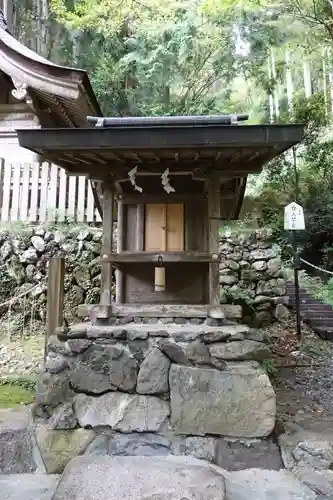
[16,119,304,180]
[0,26,101,127]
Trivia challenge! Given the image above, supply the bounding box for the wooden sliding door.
[145,203,184,251]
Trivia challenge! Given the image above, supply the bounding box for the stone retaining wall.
[31,320,277,473]
[0,225,286,328]
[219,228,287,326]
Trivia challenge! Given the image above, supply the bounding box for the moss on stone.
[0,384,34,408]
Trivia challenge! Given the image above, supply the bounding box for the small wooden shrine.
[17,115,304,321]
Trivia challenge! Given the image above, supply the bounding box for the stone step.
[77,303,243,320]
[0,474,60,500]
[287,289,331,307]
[298,314,333,321]
[311,325,333,340]
[51,455,319,500]
[85,322,251,342]
[305,317,333,326]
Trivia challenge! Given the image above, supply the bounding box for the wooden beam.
[77,303,242,319]
[207,173,221,305]
[117,171,195,178]
[121,193,204,204]
[115,198,124,304]
[100,182,114,306]
[46,257,65,361]
[53,97,75,128]
[101,251,216,263]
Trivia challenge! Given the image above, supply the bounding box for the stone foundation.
[30,320,277,473]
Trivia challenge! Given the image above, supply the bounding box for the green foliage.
[0,376,36,408]
[260,358,278,376]
[50,0,177,34]
[0,375,37,392]
[245,89,333,265]
[49,0,254,116]
[301,274,333,308]
[219,217,260,234]
[0,266,17,305]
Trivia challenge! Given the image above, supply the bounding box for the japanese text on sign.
[284,202,305,231]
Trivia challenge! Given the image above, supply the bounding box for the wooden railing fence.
[0,158,101,223]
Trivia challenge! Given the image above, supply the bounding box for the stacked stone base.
[31,320,277,473]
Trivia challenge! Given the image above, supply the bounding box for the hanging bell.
[154,255,165,292]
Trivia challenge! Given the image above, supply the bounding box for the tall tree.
[50,0,243,115]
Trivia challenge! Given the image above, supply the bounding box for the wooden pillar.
[207,173,221,305]
[3,0,13,29]
[115,198,124,303]
[46,256,64,361]
[136,204,144,250]
[100,183,114,306]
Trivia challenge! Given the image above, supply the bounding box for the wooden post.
[3,0,13,29]
[136,204,144,250]
[115,198,124,303]
[207,173,221,305]
[100,183,114,306]
[46,256,65,361]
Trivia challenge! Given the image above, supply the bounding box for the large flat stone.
[35,426,95,474]
[216,437,283,470]
[86,322,245,341]
[0,474,60,500]
[0,407,38,473]
[51,455,226,500]
[36,372,73,410]
[48,402,78,430]
[74,392,170,432]
[136,348,171,394]
[109,432,171,456]
[279,430,333,470]
[169,363,276,438]
[209,340,271,363]
[200,325,250,344]
[70,344,138,394]
[293,467,333,498]
[171,436,217,462]
[223,468,317,500]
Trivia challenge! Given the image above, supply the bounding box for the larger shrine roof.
[0,24,102,127]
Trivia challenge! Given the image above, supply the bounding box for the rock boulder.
[51,455,226,500]
[136,348,170,394]
[0,474,60,500]
[69,344,138,394]
[35,426,95,474]
[0,407,38,473]
[169,363,276,438]
[223,468,317,500]
[74,392,170,432]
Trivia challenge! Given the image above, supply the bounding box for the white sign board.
[284,202,305,231]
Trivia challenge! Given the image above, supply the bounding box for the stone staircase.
[286,281,333,340]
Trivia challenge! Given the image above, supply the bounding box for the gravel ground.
[265,318,333,427]
[0,335,44,376]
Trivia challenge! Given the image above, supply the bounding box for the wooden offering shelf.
[101,251,218,264]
